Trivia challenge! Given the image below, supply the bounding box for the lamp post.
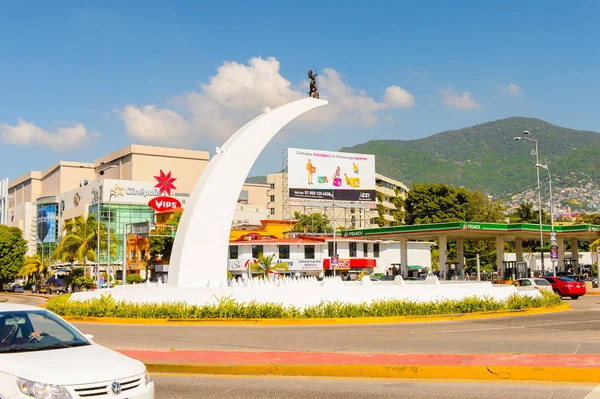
[107,192,114,288]
[97,165,117,288]
[536,160,556,277]
[514,131,545,276]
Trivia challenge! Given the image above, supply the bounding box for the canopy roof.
[342,222,600,242]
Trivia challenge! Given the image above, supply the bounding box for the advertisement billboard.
[36,204,57,243]
[287,148,376,202]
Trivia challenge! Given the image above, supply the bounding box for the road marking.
[585,384,600,398]
[436,319,599,333]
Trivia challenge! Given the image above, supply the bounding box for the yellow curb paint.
[586,292,600,296]
[61,304,570,326]
[143,363,600,383]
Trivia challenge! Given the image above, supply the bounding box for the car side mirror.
[84,334,94,341]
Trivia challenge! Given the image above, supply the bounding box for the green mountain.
[340,117,600,196]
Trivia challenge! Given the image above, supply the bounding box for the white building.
[228,235,432,278]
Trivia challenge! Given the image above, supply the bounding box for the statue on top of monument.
[308,68,319,99]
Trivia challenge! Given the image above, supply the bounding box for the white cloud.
[500,83,523,96]
[382,85,415,109]
[119,56,415,143]
[0,119,92,150]
[440,87,483,109]
[118,105,191,145]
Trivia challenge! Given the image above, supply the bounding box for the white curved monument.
[167,97,328,287]
[70,98,540,306]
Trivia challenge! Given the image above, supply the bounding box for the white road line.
[584,384,600,399]
[436,319,599,334]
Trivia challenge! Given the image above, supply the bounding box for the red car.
[544,277,587,299]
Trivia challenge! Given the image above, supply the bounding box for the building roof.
[94,144,209,165]
[342,221,600,242]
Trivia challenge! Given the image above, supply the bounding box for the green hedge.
[46,291,562,319]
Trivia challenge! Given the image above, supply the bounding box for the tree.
[148,211,183,266]
[292,212,333,234]
[251,253,289,276]
[0,225,28,286]
[18,255,47,283]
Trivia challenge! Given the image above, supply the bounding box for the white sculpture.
[167,98,327,287]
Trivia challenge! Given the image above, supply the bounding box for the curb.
[62,304,570,326]
[143,363,600,383]
[0,292,51,300]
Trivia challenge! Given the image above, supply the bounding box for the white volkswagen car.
[0,304,154,398]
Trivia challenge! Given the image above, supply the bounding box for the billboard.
[36,204,57,243]
[287,148,376,202]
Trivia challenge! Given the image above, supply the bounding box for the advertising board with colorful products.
[287,148,376,202]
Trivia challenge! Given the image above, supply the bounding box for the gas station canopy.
[342,221,600,242]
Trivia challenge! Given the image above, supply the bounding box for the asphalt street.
[152,374,600,399]
[3,293,599,355]
[71,296,600,355]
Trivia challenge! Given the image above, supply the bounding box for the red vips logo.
[148,170,181,212]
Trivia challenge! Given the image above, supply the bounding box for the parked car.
[8,285,24,293]
[31,282,49,294]
[380,275,395,281]
[0,304,155,398]
[585,277,599,288]
[543,277,587,299]
[512,278,553,292]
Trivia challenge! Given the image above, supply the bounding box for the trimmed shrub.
[46,290,563,320]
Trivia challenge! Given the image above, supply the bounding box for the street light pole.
[96,165,117,289]
[107,192,114,288]
[537,160,556,277]
[515,131,545,276]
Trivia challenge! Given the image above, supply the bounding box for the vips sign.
[148,197,181,212]
[288,148,376,202]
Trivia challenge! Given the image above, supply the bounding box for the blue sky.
[1,1,598,180]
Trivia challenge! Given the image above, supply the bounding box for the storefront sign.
[282,259,323,271]
[154,170,177,196]
[148,196,182,212]
[323,258,376,269]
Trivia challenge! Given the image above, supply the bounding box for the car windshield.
[0,309,90,353]
[557,277,576,283]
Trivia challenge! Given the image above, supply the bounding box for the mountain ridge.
[339,117,600,197]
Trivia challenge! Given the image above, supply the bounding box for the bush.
[46,290,563,320]
[126,274,143,284]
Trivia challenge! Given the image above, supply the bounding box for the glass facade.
[36,202,58,261]
[98,203,154,264]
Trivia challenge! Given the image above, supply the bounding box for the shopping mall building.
[5,144,270,279]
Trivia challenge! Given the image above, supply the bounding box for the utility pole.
[476,253,481,281]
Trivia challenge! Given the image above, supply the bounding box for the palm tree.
[251,253,289,277]
[18,254,47,283]
[53,214,116,267]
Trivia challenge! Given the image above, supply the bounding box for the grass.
[45,290,563,320]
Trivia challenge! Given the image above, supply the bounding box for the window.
[279,245,290,259]
[374,243,380,258]
[270,195,275,202]
[328,242,334,257]
[230,245,239,260]
[130,250,136,260]
[270,208,275,215]
[363,243,368,257]
[545,278,555,284]
[305,245,315,259]
[349,242,357,257]
[140,249,146,260]
[252,245,263,258]
[270,183,275,189]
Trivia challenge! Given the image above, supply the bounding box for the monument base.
[70,276,541,307]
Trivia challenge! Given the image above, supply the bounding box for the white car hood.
[0,343,146,386]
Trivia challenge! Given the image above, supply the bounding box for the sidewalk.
[119,349,600,383]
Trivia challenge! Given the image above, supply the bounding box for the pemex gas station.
[342,221,600,279]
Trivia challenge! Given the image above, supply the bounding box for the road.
[152,374,600,399]
[3,294,600,355]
